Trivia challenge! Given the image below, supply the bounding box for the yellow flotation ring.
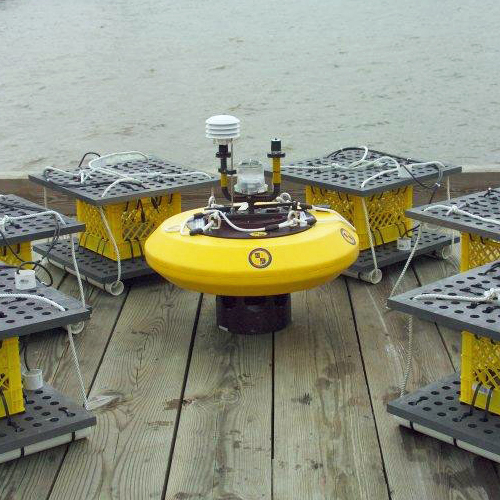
[145,208,359,296]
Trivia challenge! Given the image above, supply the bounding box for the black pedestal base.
[216,294,291,335]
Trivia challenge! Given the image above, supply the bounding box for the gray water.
[1,0,499,178]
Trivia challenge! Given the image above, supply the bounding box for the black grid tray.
[0,267,90,339]
[268,147,461,196]
[0,194,84,244]
[34,240,155,284]
[0,384,95,455]
[388,374,500,457]
[29,156,219,206]
[388,261,500,341]
[348,230,457,273]
[406,189,500,240]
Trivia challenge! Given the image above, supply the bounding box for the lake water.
[1,0,499,177]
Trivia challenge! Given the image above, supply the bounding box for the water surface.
[1,0,499,177]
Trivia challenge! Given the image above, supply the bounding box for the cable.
[400,315,414,396]
[67,324,89,410]
[389,225,423,298]
[0,387,13,426]
[0,293,66,311]
[98,207,122,285]
[361,198,379,272]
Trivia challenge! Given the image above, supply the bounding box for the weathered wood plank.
[48,278,199,500]
[273,282,389,500]
[165,294,272,500]
[0,273,127,500]
[347,265,500,500]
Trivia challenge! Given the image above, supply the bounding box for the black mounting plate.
[388,261,500,341]
[0,194,84,245]
[29,156,219,206]
[348,230,457,273]
[34,240,155,284]
[388,374,500,457]
[266,147,461,196]
[0,383,95,455]
[0,267,90,339]
[406,189,500,241]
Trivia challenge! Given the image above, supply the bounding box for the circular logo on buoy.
[248,248,272,268]
[341,228,356,245]
[250,231,267,237]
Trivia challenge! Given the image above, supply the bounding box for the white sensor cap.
[206,115,240,142]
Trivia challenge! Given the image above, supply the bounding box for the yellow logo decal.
[250,231,268,237]
[341,228,356,245]
[248,248,272,268]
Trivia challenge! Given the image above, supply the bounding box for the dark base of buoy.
[216,294,291,335]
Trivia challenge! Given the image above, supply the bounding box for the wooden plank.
[165,295,273,500]
[48,278,199,500]
[347,266,500,499]
[273,282,389,500]
[0,274,127,500]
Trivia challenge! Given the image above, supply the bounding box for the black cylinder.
[216,294,291,335]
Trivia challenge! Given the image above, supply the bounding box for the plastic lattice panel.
[0,383,95,455]
[387,261,500,341]
[388,374,500,457]
[0,194,84,244]
[407,190,500,241]
[34,240,155,284]
[272,147,461,196]
[348,230,457,273]
[29,156,219,206]
[0,267,90,339]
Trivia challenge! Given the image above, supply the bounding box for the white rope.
[100,177,143,197]
[360,166,399,189]
[361,198,379,272]
[389,224,423,298]
[400,315,414,396]
[413,288,500,304]
[282,147,371,170]
[43,188,48,209]
[434,204,500,227]
[98,207,121,284]
[0,293,65,311]
[66,324,89,410]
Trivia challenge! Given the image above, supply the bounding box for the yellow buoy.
[145,124,359,334]
[145,208,359,296]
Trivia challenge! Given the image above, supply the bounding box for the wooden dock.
[1,251,499,500]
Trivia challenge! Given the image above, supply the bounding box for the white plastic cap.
[206,115,240,142]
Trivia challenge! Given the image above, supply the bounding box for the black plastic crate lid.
[0,194,84,245]
[29,156,219,205]
[34,240,155,284]
[388,374,500,456]
[0,267,90,339]
[0,383,95,455]
[269,147,461,196]
[388,261,500,341]
[406,189,500,241]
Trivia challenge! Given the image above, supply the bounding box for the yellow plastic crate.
[0,337,24,418]
[77,194,181,261]
[0,241,33,267]
[306,186,413,251]
[460,232,500,272]
[461,332,500,414]
[459,233,500,413]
